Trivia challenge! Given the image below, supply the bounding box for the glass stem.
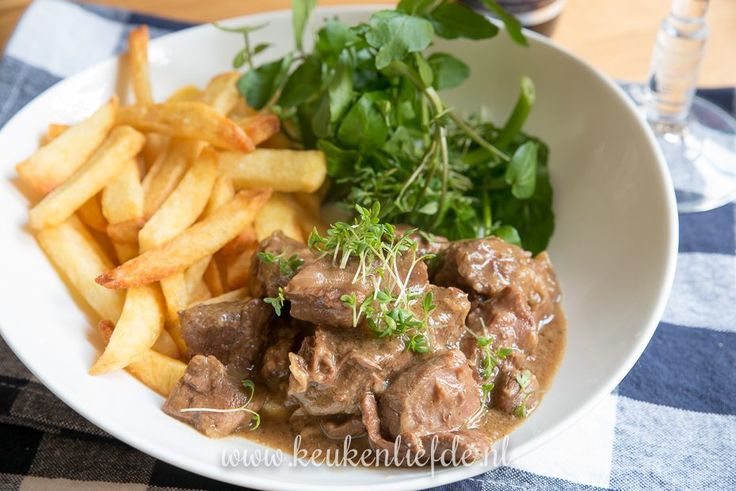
[645,0,709,128]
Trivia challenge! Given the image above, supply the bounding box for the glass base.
[624,84,736,213]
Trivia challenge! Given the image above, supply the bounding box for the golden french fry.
[219,149,326,193]
[142,138,204,217]
[189,279,211,305]
[77,195,108,233]
[201,72,240,116]
[221,222,257,256]
[114,242,139,264]
[234,113,281,146]
[254,193,305,243]
[141,133,169,170]
[17,97,118,194]
[98,319,179,359]
[127,349,186,396]
[96,189,271,289]
[101,159,144,224]
[261,132,293,150]
[45,123,70,143]
[203,174,235,218]
[185,256,211,293]
[90,284,164,375]
[128,25,153,104]
[203,258,225,297]
[160,273,189,353]
[97,320,185,396]
[153,328,181,359]
[225,243,256,291]
[193,287,249,307]
[293,192,327,237]
[117,102,254,152]
[167,84,203,103]
[36,216,124,321]
[139,147,218,252]
[228,97,258,119]
[107,218,145,245]
[29,126,145,230]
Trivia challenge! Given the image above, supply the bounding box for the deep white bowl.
[0,5,677,490]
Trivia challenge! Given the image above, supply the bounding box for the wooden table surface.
[1,0,734,86]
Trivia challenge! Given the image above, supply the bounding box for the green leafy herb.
[213,22,268,70]
[180,378,261,430]
[257,251,304,277]
[481,0,528,46]
[513,369,535,418]
[225,0,554,253]
[264,287,286,316]
[292,0,318,52]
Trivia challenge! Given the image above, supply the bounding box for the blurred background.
[0,0,734,86]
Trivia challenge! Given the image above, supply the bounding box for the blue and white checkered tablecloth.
[0,1,734,490]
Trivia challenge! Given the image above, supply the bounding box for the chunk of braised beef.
[179,298,273,374]
[433,238,560,326]
[285,258,373,328]
[361,392,491,465]
[494,365,540,416]
[462,286,537,374]
[287,328,412,416]
[252,231,311,298]
[378,350,480,439]
[260,320,303,392]
[395,225,449,258]
[162,355,262,438]
[424,285,470,350]
[285,253,429,329]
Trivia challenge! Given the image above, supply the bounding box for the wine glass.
[625,0,736,213]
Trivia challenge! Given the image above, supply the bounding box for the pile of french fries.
[16,26,327,397]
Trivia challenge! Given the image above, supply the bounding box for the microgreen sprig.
[264,287,286,316]
[312,203,434,353]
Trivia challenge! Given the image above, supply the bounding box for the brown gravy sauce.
[241,306,567,459]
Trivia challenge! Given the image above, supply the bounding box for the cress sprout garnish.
[310,203,435,353]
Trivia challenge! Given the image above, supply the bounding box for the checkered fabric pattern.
[1,1,734,489]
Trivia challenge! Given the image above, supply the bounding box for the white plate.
[0,6,677,490]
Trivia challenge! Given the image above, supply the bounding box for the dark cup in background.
[467,0,568,36]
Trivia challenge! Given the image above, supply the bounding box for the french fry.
[128,25,153,105]
[107,218,146,245]
[219,149,326,193]
[203,174,235,218]
[29,126,145,230]
[96,189,271,289]
[90,283,165,375]
[141,133,168,170]
[189,279,211,305]
[97,320,185,396]
[153,328,181,359]
[261,132,293,150]
[126,349,186,396]
[45,123,70,143]
[160,273,189,353]
[228,98,258,119]
[139,147,218,252]
[36,216,124,322]
[201,72,240,116]
[254,193,305,243]
[203,258,225,297]
[142,138,204,217]
[184,256,211,294]
[114,243,139,264]
[221,222,257,256]
[101,159,144,223]
[234,113,281,146]
[225,244,256,291]
[293,192,327,237]
[17,97,118,194]
[116,102,254,152]
[192,287,249,307]
[77,195,108,233]
[167,84,203,103]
